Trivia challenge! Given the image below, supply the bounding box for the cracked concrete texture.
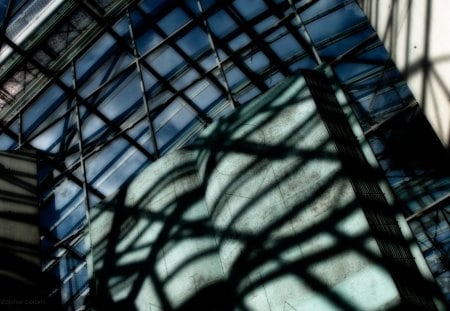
[90,75,407,310]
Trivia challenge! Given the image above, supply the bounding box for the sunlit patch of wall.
[90,73,443,310]
[358,0,450,147]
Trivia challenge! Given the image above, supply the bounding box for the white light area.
[0,0,65,64]
[30,126,63,152]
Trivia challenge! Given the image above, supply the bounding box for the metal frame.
[1,0,449,308]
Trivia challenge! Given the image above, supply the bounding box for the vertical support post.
[72,61,90,212]
[18,111,23,149]
[287,0,322,65]
[127,10,160,158]
[71,60,95,299]
[196,0,239,109]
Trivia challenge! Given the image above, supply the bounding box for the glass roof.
[0,0,449,309]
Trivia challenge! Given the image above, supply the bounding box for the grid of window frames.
[0,0,449,308]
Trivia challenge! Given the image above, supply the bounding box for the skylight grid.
[0,0,448,308]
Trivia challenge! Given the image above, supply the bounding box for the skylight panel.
[233,0,267,20]
[157,7,190,35]
[0,0,65,64]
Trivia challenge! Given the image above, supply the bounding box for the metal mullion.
[141,59,212,124]
[0,0,80,81]
[70,94,156,161]
[61,66,140,153]
[133,10,197,59]
[188,4,271,98]
[19,106,76,148]
[67,83,156,162]
[17,111,22,149]
[137,51,212,125]
[58,120,146,183]
[0,0,14,40]
[0,33,90,123]
[1,124,107,201]
[302,0,355,26]
[180,2,282,91]
[263,0,322,65]
[221,5,288,88]
[3,37,154,164]
[1,1,139,123]
[178,0,237,109]
[82,63,135,103]
[315,20,371,52]
[82,1,212,127]
[203,12,305,72]
[82,116,147,161]
[340,60,394,88]
[72,61,92,216]
[363,102,418,136]
[287,0,322,64]
[348,77,407,95]
[149,70,223,120]
[224,3,292,76]
[146,16,232,108]
[128,10,160,158]
[137,54,213,125]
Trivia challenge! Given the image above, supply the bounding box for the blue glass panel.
[270,33,303,60]
[53,202,85,239]
[147,47,185,78]
[229,33,251,51]
[148,90,174,112]
[200,53,222,71]
[60,68,73,87]
[265,72,285,87]
[139,0,166,14]
[186,81,222,111]
[76,34,116,78]
[136,29,162,55]
[317,27,373,59]
[255,16,278,34]
[306,3,366,43]
[238,86,261,104]
[127,119,154,152]
[157,7,190,35]
[29,119,66,153]
[225,67,245,88]
[98,73,142,121]
[173,68,200,90]
[176,27,209,57]
[185,0,215,13]
[86,139,131,187]
[93,145,149,196]
[81,114,107,144]
[142,68,157,92]
[154,101,196,150]
[0,134,16,149]
[23,85,65,135]
[244,51,270,73]
[207,10,238,38]
[289,56,316,71]
[300,0,348,21]
[112,16,129,37]
[233,0,267,20]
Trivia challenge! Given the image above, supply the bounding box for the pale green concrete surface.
[90,74,439,310]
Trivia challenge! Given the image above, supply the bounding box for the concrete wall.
[358,0,450,147]
[0,150,43,303]
[90,74,440,310]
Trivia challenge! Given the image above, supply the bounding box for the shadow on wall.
[0,150,58,309]
[358,0,450,147]
[89,74,442,310]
